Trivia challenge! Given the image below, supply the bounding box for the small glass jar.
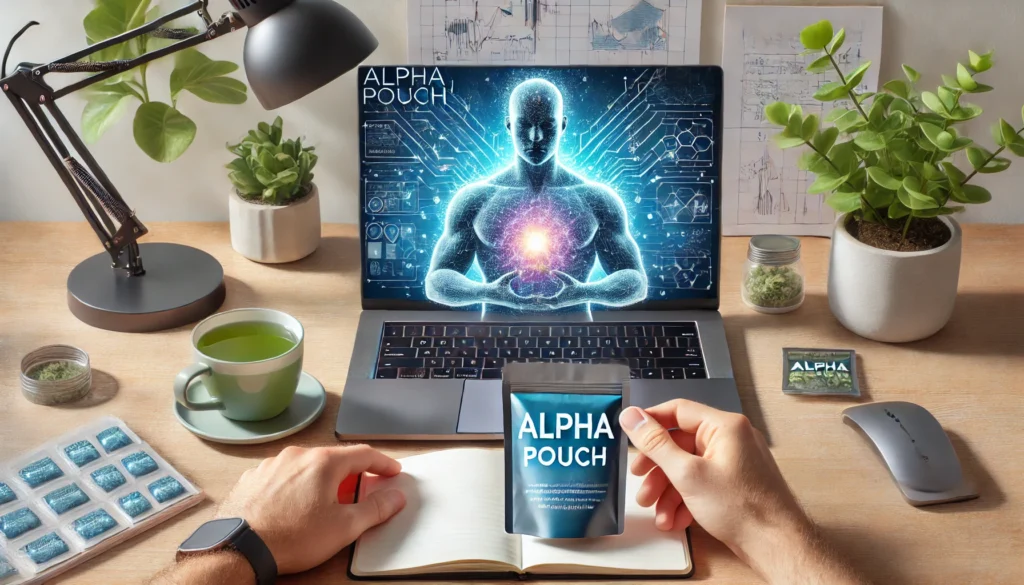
[742,235,804,314]
[20,345,92,405]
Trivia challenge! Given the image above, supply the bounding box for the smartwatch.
[176,518,277,585]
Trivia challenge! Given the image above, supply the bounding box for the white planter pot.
[229,185,321,264]
[827,214,961,343]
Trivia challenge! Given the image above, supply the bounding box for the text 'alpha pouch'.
[503,362,629,539]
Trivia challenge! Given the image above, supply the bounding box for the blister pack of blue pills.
[0,417,202,584]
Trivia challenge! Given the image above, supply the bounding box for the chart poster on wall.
[721,5,884,236]
[359,66,721,315]
[407,0,703,66]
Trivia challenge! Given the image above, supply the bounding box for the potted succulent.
[764,20,1023,342]
[226,117,320,263]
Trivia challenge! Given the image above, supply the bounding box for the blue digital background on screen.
[359,66,721,313]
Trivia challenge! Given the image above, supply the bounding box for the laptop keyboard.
[374,322,706,381]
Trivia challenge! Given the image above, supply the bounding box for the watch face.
[180,518,245,552]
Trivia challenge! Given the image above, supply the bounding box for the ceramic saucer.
[174,372,326,445]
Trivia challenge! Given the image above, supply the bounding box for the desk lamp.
[1,0,376,332]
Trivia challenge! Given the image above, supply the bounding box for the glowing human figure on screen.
[424,79,647,313]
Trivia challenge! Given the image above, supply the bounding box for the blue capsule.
[43,483,91,515]
[18,457,64,488]
[21,531,69,565]
[0,507,42,539]
[0,554,18,578]
[121,451,159,478]
[117,491,153,518]
[64,440,101,468]
[89,464,127,493]
[96,427,133,453]
[0,482,16,506]
[72,509,119,541]
[147,476,185,504]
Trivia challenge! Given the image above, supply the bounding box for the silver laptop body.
[338,65,740,441]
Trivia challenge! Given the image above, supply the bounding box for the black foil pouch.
[503,362,629,538]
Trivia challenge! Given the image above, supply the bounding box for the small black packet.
[503,362,629,538]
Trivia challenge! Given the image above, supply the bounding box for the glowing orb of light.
[522,229,550,257]
[494,199,577,291]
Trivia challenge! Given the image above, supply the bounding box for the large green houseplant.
[764,20,1024,342]
[82,0,247,162]
[226,117,322,264]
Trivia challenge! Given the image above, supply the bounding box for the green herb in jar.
[28,361,85,381]
[744,265,803,308]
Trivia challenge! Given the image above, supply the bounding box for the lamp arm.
[48,8,244,98]
[0,3,243,275]
[48,0,212,71]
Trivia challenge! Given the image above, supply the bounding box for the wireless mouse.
[842,401,978,506]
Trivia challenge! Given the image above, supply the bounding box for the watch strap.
[231,524,277,585]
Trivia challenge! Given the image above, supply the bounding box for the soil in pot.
[236,183,314,207]
[846,217,951,252]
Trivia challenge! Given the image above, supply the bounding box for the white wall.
[1,0,1022,223]
[0,0,407,224]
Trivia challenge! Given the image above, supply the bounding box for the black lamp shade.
[240,0,378,110]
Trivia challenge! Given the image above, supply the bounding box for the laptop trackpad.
[457,380,503,434]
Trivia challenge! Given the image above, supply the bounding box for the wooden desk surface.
[1,222,1022,584]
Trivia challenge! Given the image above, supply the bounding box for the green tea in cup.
[196,321,297,363]
[175,309,304,422]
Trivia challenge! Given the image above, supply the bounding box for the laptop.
[337,65,740,441]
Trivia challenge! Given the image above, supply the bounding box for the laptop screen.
[359,66,721,313]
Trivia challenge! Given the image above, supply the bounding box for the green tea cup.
[174,308,304,422]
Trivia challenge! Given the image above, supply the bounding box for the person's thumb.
[620,406,702,489]
[345,488,406,537]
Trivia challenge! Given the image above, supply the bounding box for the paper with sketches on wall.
[721,5,884,237]
[408,0,702,66]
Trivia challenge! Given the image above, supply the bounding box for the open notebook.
[350,449,692,580]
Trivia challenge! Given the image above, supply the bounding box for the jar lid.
[748,235,801,266]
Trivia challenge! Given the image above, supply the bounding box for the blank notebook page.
[353,448,520,574]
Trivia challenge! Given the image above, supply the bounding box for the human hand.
[216,445,405,575]
[620,400,870,584]
[540,270,590,309]
[619,401,810,558]
[484,271,542,308]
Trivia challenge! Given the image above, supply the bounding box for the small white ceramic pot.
[827,213,961,343]
[229,184,321,263]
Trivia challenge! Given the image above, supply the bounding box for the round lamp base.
[67,243,225,333]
